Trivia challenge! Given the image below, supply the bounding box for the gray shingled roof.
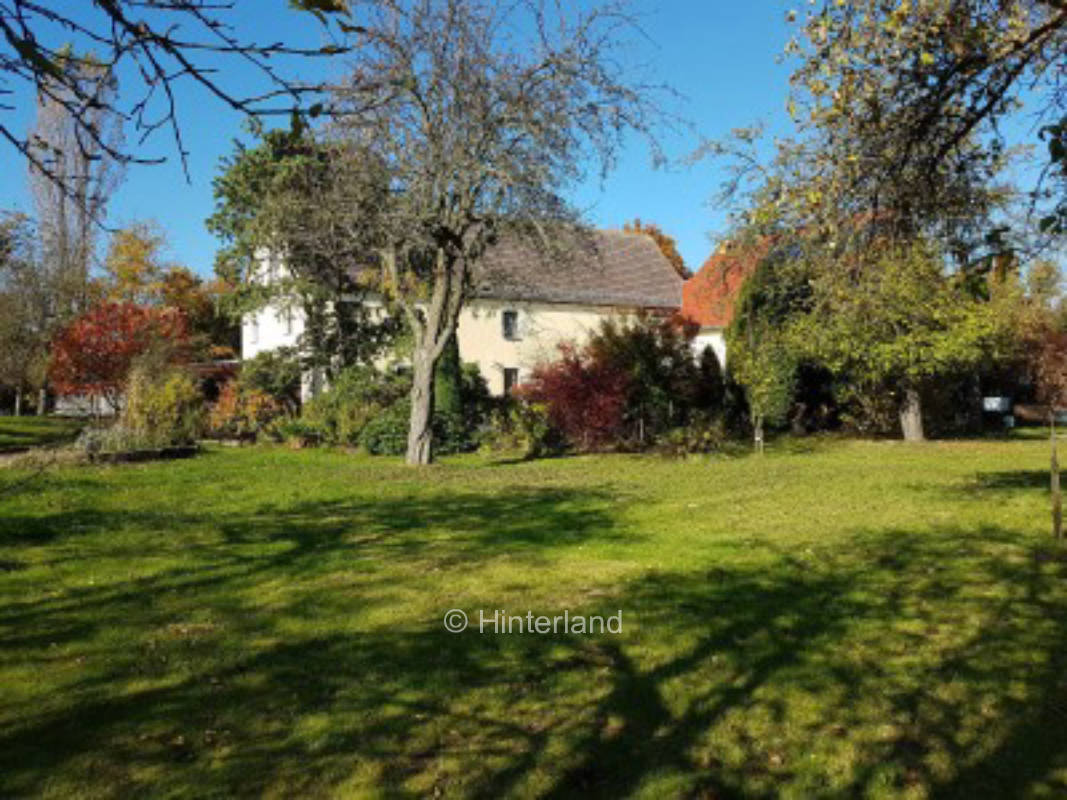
[473,229,683,309]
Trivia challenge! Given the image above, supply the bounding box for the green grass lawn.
[0,415,84,451]
[1,439,1065,798]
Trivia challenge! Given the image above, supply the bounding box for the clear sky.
[0,2,797,278]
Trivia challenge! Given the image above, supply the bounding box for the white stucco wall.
[691,329,727,370]
[456,300,643,395]
[241,294,642,397]
[242,305,304,361]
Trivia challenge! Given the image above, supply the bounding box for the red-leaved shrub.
[516,343,630,451]
[49,302,189,410]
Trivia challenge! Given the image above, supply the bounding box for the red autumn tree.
[49,302,189,412]
[517,343,631,451]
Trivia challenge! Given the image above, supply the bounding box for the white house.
[242,230,687,397]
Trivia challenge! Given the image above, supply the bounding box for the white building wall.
[242,305,304,361]
[692,329,727,370]
[241,295,643,397]
[456,299,638,396]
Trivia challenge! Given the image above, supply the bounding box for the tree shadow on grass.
[0,486,627,688]
[4,492,1067,796]
[958,470,1051,493]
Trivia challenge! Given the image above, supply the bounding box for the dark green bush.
[657,413,727,457]
[303,366,410,445]
[241,347,303,413]
[359,402,476,456]
[478,400,565,459]
[270,417,328,447]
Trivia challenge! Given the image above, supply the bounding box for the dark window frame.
[503,367,520,395]
[502,309,520,341]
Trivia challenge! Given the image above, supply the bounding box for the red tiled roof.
[680,239,771,328]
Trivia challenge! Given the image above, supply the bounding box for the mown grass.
[0,415,84,451]
[1,438,1065,798]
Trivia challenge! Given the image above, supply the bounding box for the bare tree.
[28,58,125,315]
[327,0,669,465]
[1,1,356,198]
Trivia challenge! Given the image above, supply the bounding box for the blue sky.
[0,2,797,277]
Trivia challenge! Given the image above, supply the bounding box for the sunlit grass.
[1,438,1065,798]
[0,415,83,451]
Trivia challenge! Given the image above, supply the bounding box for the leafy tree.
[727,327,795,453]
[48,302,189,413]
[587,315,708,443]
[103,223,170,304]
[207,128,399,377]
[795,240,1020,441]
[320,0,666,464]
[782,0,1066,250]
[622,219,690,278]
[724,242,811,449]
[0,213,49,414]
[159,267,239,358]
[101,224,236,356]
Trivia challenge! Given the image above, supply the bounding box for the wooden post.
[1053,411,1062,541]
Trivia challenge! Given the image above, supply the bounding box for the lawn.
[0,415,84,452]
[1,439,1065,798]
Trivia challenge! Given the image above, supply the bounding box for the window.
[502,309,520,341]
[282,308,293,336]
[503,367,520,395]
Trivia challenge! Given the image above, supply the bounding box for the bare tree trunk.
[406,352,435,465]
[37,388,46,417]
[754,414,764,454]
[1053,412,1062,541]
[900,386,925,442]
[13,387,21,417]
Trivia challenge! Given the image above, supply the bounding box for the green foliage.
[121,366,204,448]
[726,238,1025,438]
[799,241,1020,389]
[729,328,797,437]
[359,403,473,457]
[302,366,410,446]
[208,128,400,375]
[479,401,564,460]
[658,413,728,457]
[301,360,490,453]
[269,417,328,448]
[434,335,463,418]
[241,347,303,413]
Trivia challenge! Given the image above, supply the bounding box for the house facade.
[242,230,687,397]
